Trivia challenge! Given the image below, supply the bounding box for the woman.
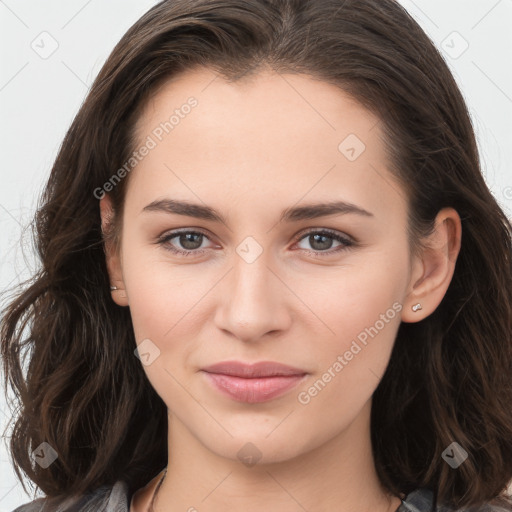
[2,0,512,511]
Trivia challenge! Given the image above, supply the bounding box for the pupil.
[311,234,332,251]
[181,233,202,250]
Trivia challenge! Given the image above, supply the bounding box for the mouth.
[201,360,308,403]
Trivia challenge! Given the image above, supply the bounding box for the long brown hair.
[2,0,512,510]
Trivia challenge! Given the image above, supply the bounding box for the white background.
[1,0,511,510]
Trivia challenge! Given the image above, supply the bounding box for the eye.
[294,229,355,257]
[156,228,355,258]
[157,229,214,256]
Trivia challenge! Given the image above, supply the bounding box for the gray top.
[11,482,512,512]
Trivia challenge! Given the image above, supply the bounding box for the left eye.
[295,230,354,254]
[157,229,354,257]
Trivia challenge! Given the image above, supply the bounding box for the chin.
[196,424,318,467]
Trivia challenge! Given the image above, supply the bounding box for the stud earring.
[110,285,118,291]
[411,303,422,312]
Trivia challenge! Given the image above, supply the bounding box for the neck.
[153,400,403,512]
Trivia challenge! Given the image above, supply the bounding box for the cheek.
[291,252,407,404]
[295,253,406,350]
[119,242,214,392]
[120,233,205,339]
[121,250,203,405]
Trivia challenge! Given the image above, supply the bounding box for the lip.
[202,360,307,378]
[201,361,308,403]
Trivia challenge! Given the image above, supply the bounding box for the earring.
[411,303,422,312]
[110,285,118,291]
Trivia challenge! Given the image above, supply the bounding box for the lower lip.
[202,371,307,403]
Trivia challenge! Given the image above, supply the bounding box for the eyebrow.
[142,198,374,224]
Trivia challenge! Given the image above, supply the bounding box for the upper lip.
[202,361,307,378]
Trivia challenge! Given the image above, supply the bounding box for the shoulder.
[436,504,512,512]
[11,480,130,512]
[399,488,512,512]
[435,497,512,512]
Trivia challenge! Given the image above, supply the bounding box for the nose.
[213,253,292,343]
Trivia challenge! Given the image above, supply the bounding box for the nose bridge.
[214,243,290,341]
[232,249,274,307]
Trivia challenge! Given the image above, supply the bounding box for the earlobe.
[402,207,462,323]
[99,195,129,307]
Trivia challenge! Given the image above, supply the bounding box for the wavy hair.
[2,0,512,510]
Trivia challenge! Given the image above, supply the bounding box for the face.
[105,67,418,464]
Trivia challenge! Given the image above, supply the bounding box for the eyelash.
[156,228,356,258]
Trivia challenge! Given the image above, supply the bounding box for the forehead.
[135,66,380,149]
[127,67,406,222]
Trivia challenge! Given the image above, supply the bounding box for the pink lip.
[201,361,308,403]
[202,360,306,377]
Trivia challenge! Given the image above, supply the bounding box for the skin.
[100,67,461,512]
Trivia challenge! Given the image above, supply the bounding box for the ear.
[99,194,129,307]
[401,207,462,323]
